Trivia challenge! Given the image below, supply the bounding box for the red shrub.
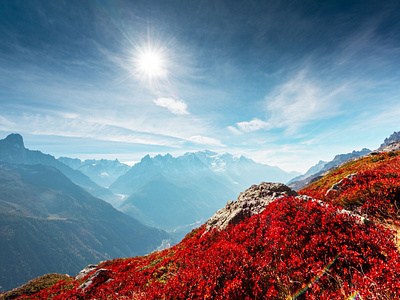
[21,196,400,299]
[300,152,400,222]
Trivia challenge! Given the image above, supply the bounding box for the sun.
[138,51,163,77]
[134,46,168,82]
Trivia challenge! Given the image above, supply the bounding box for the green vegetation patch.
[0,274,72,300]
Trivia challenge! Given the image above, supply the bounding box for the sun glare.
[135,46,168,82]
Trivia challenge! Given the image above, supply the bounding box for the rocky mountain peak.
[380,131,400,148]
[2,133,25,149]
[377,140,400,152]
[140,154,152,163]
[0,133,28,163]
[205,182,298,231]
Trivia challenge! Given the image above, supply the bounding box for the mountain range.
[287,160,327,185]
[58,157,130,188]
[0,135,171,292]
[288,148,372,190]
[1,131,399,293]
[0,134,301,240]
[289,131,400,190]
[109,151,299,237]
[5,148,400,299]
[380,131,400,148]
[0,134,119,204]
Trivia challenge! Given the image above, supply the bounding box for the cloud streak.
[188,135,225,147]
[0,108,228,152]
[265,70,347,132]
[228,70,348,135]
[228,119,271,134]
[154,97,190,115]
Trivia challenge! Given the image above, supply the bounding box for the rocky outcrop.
[205,182,298,231]
[206,182,370,232]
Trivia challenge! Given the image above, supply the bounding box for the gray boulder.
[205,182,298,231]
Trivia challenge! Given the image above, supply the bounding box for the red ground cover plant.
[300,152,400,223]
[18,196,400,299]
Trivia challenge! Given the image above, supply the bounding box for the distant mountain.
[379,131,400,149]
[120,174,236,230]
[378,140,400,152]
[58,157,130,188]
[289,148,371,190]
[191,151,300,193]
[287,160,327,185]
[110,151,298,238]
[0,134,118,204]
[0,161,169,292]
[111,151,298,196]
[320,148,371,172]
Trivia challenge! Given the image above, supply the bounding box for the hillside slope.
[289,148,371,190]
[299,151,400,223]
[9,152,400,299]
[0,162,169,292]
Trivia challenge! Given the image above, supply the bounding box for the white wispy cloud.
[227,126,242,135]
[237,119,271,132]
[1,112,184,148]
[0,116,16,130]
[228,118,271,135]
[188,135,225,147]
[154,97,190,115]
[228,71,347,135]
[265,70,347,132]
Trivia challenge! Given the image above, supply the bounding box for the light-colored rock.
[77,268,113,291]
[75,264,98,281]
[325,173,357,196]
[205,182,297,231]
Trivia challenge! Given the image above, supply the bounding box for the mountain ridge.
[0,134,118,204]
[110,150,299,239]
[288,147,371,190]
[380,131,400,148]
[58,157,130,188]
[0,161,170,292]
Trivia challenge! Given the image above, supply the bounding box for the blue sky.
[1,0,400,172]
